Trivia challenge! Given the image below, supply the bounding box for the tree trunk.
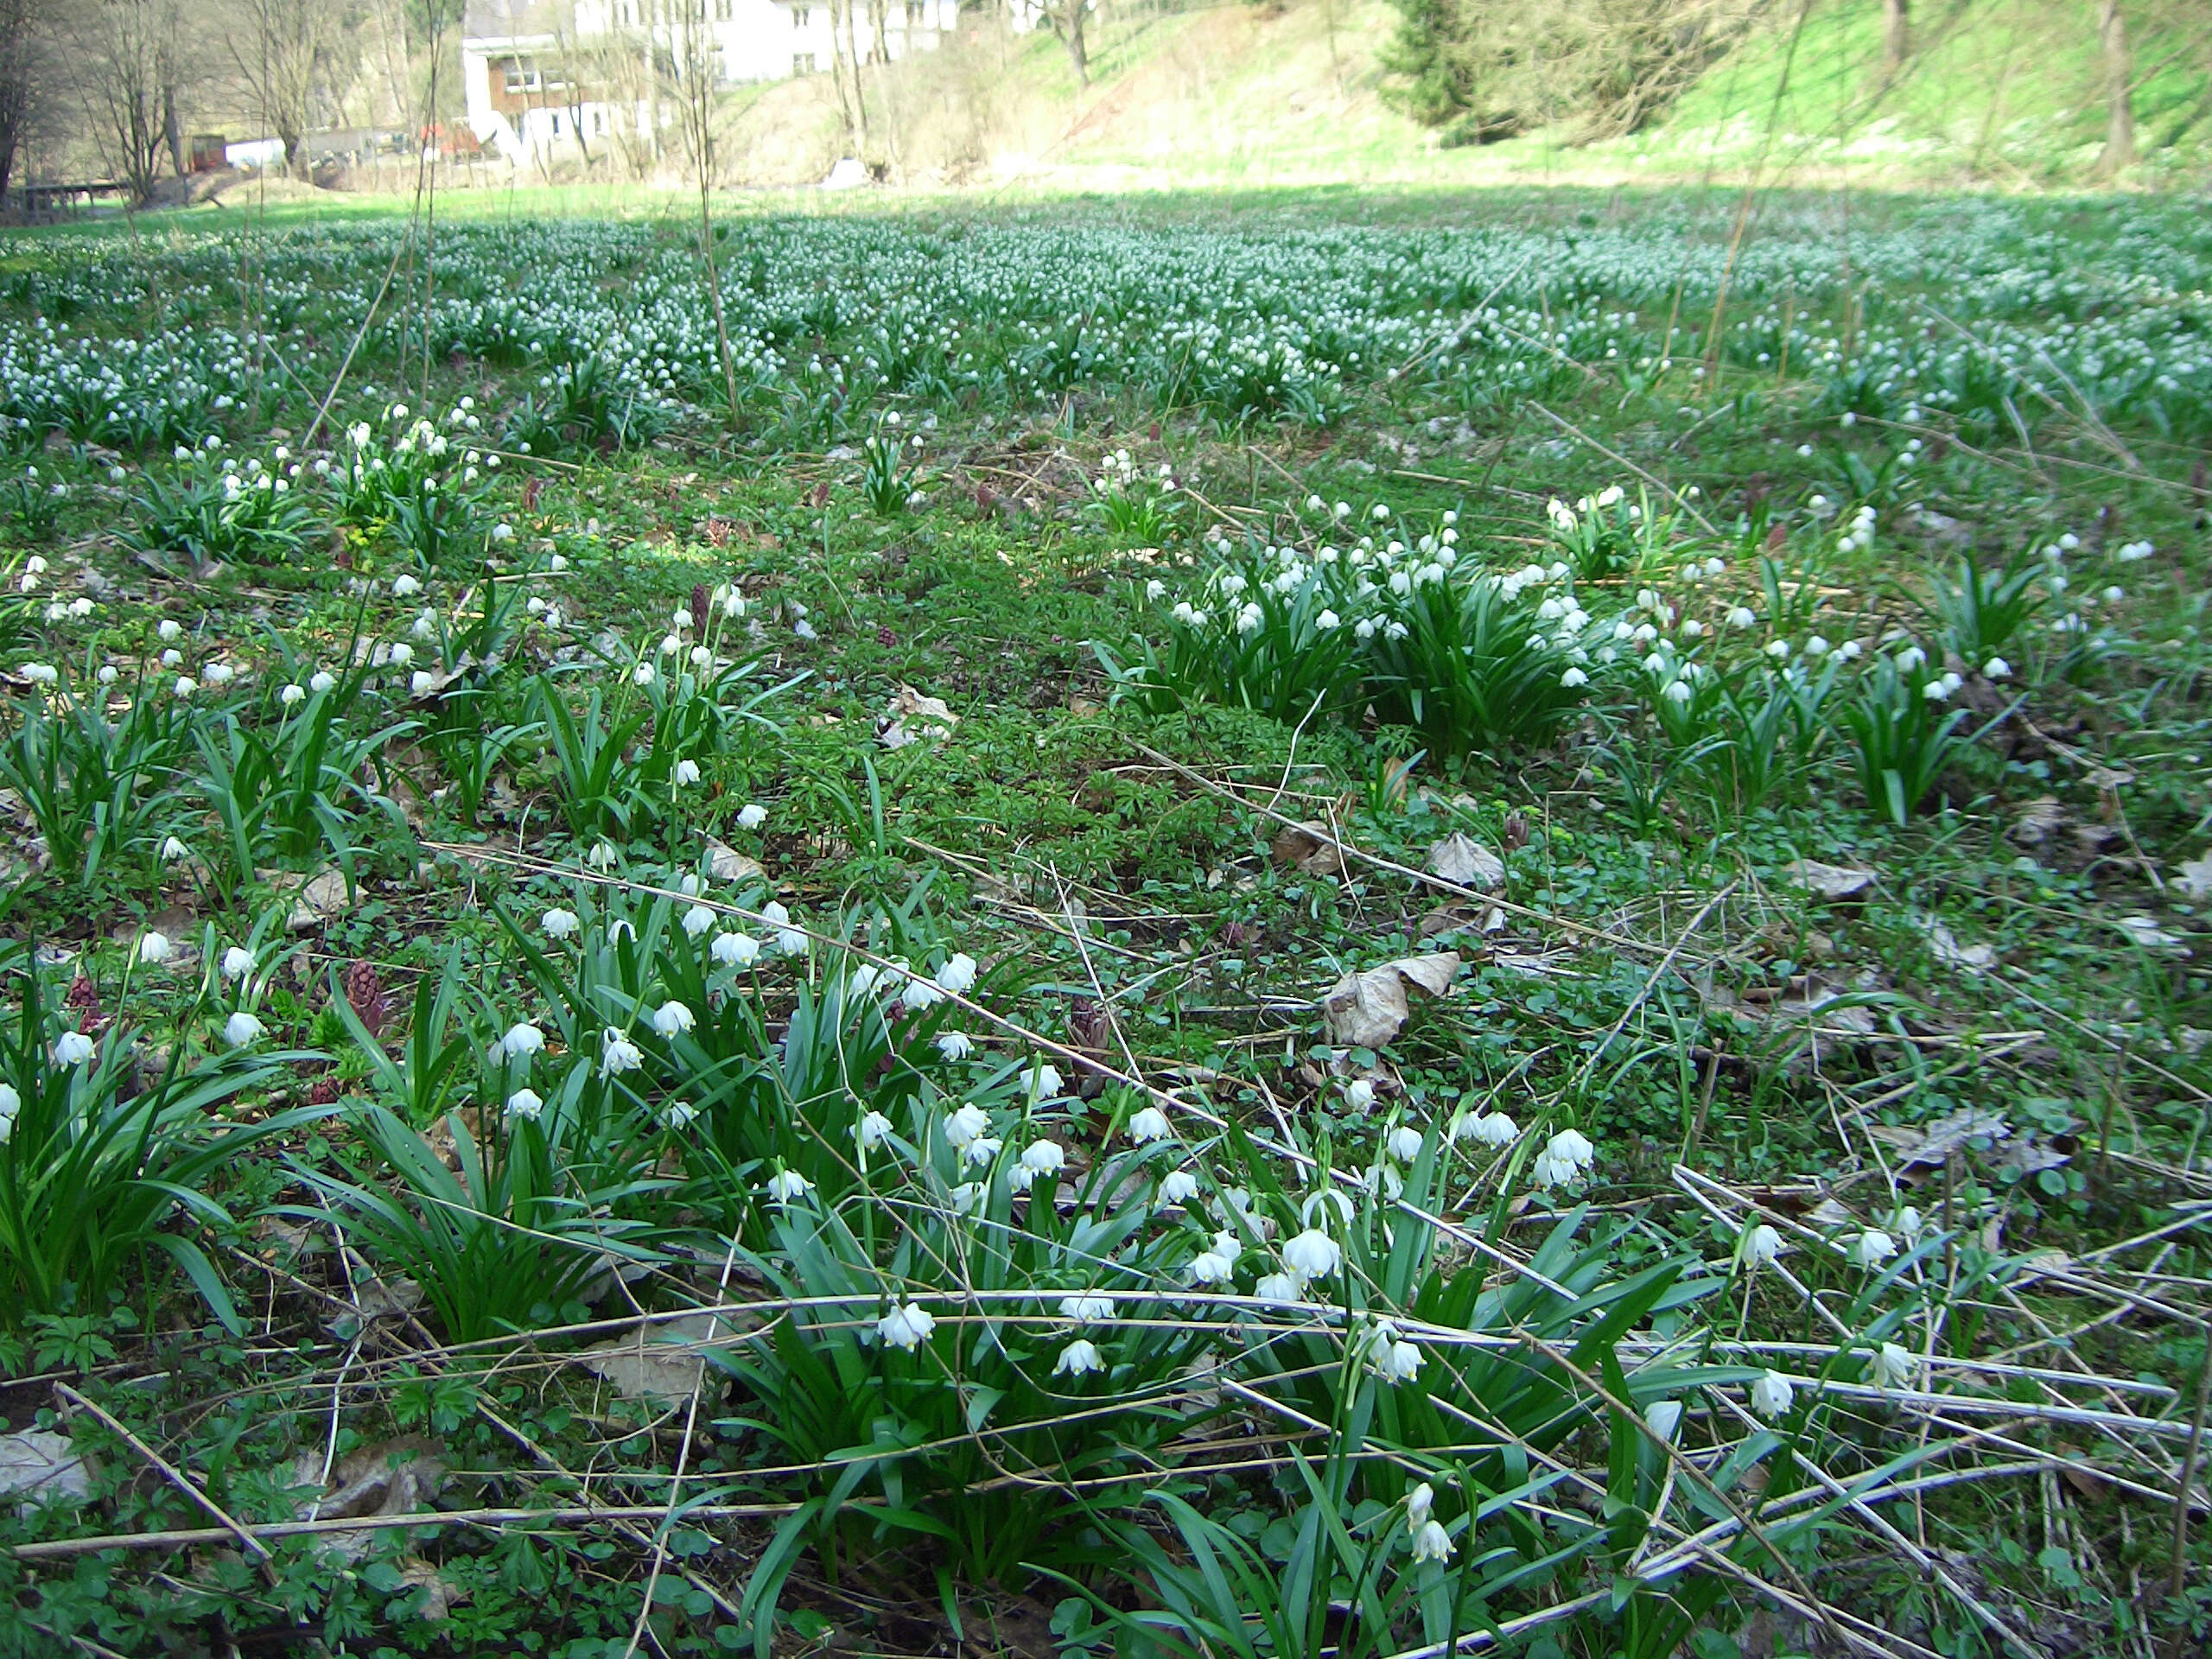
[0,0,29,213]
[163,84,186,179]
[2096,0,2133,175]
[840,0,871,149]
[1051,1,1087,86]
[279,115,307,179]
[1882,0,1908,71]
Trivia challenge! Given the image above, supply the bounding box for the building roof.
[462,0,569,40]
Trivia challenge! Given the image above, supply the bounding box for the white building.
[461,0,958,166]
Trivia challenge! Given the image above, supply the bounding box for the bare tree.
[671,0,736,418]
[0,0,42,207]
[228,0,352,180]
[67,0,185,204]
[1882,0,1908,72]
[1036,0,1089,87]
[2095,0,2133,174]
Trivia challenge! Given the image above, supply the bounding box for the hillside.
[704,0,2209,193]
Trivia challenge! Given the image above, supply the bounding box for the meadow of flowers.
[0,191,2206,1657]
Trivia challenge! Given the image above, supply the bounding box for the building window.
[550,111,563,136]
[906,0,923,23]
[715,0,731,16]
[793,51,816,73]
[593,109,605,134]
[793,6,810,25]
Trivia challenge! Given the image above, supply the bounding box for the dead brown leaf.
[1271,821,1344,877]
[1427,832,1504,891]
[1319,952,1460,1048]
[1786,859,1875,901]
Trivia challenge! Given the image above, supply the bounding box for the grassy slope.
[831,0,2212,193]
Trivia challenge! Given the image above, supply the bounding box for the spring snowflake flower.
[1369,1327,1423,1385]
[392,574,422,598]
[542,907,581,939]
[1743,1224,1783,1270]
[224,1012,265,1048]
[1983,657,2011,679]
[943,1103,992,1151]
[0,1084,16,1141]
[934,1030,973,1061]
[499,1022,546,1061]
[174,676,197,696]
[1343,1078,1376,1111]
[159,835,190,862]
[712,931,761,967]
[1053,1338,1105,1377]
[54,1031,97,1066]
[408,671,434,696]
[671,759,702,788]
[735,802,767,830]
[935,953,978,995]
[1159,1168,1200,1205]
[1405,1482,1435,1529]
[761,900,807,956]
[1253,1273,1299,1303]
[1281,1228,1342,1281]
[663,1100,699,1130]
[138,931,173,965]
[158,620,182,642]
[1059,1294,1115,1323]
[310,671,337,693]
[1127,1105,1171,1143]
[855,1109,894,1150]
[600,1027,644,1077]
[1531,1128,1595,1189]
[1409,1521,1454,1564]
[1849,1229,1897,1269]
[878,1302,935,1351]
[652,1001,694,1038]
[1025,1063,1064,1099]
[899,977,944,1013]
[1020,1139,1065,1176]
[1873,1341,1917,1389]
[765,1168,813,1204]
[1750,1370,1795,1420]
[20,662,56,685]
[1187,1249,1234,1286]
[505,1088,544,1122]
[220,946,255,981]
[280,682,306,706]
[1459,1110,1518,1147]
